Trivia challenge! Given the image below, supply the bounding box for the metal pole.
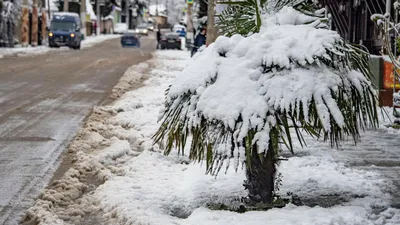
[156,0,158,16]
[42,6,47,45]
[394,0,400,122]
[187,2,193,42]
[126,0,129,28]
[96,0,100,35]
[80,0,86,36]
[47,0,51,19]
[64,0,69,12]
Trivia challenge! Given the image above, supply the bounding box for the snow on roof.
[86,0,97,20]
[104,14,114,20]
[53,12,80,17]
[173,24,186,31]
[148,4,166,16]
[45,0,59,12]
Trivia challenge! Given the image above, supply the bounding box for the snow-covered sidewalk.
[24,50,400,225]
[0,34,120,59]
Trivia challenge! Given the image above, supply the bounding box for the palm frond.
[153,3,378,176]
[217,0,325,37]
[217,0,265,36]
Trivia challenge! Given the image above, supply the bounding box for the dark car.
[48,13,82,49]
[121,31,141,48]
[160,33,181,50]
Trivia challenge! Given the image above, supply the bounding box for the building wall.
[320,0,400,106]
[320,0,387,55]
[100,19,113,34]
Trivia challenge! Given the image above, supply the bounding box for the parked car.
[121,31,140,48]
[135,25,149,36]
[160,33,181,50]
[48,12,82,49]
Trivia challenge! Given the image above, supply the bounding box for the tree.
[153,0,378,205]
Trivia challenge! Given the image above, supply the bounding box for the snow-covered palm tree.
[154,0,378,205]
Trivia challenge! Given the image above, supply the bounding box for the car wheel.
[76,42,81,50]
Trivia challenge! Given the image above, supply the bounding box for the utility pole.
[42,0,47,45]
[31,0,39,46]
[186,0,193,44]
[393,0,400,124]
[47,0,51,19]
[126,0,129,28]
[166,0,168,16]
[80,0,86,36]
[64,0,69,12]
[21,0,29,47]
[206,0,218,45]
[156,0,158,16]
[97,0,101,35]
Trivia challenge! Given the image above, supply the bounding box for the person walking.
[156,29,161,49]
[191,28,206,57]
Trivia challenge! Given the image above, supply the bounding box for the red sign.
[383,61,400,89]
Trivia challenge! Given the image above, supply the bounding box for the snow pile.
[87,50,399,225]
[149,4,167,16]
[21,60,152,225]
[81,34,121,48]
[164,6,373,168]
[0,34,120,58]
[21,48,400,224]
[107,51,189,151]
[95,139,399,225]
[0,45,62,58]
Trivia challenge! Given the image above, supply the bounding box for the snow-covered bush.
[154,2,378,205]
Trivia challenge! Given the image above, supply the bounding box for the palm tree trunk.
[244,140,276,204]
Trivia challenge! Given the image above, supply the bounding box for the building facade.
[320,0,388,55]
[320,0,400,106]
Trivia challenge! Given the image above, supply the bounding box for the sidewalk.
[0,35,121,59]
[23,50,400,225]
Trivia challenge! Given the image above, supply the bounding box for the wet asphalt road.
[0,35,155,225]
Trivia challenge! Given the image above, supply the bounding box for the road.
[0,36,155,225]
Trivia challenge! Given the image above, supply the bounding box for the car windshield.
[50,21,75,31]
[123,33,135,37]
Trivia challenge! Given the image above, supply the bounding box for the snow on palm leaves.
[154,7,378,176]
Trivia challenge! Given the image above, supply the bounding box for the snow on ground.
[0,34,120,58]
[89,51,399,225]
[23,49,400,225]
